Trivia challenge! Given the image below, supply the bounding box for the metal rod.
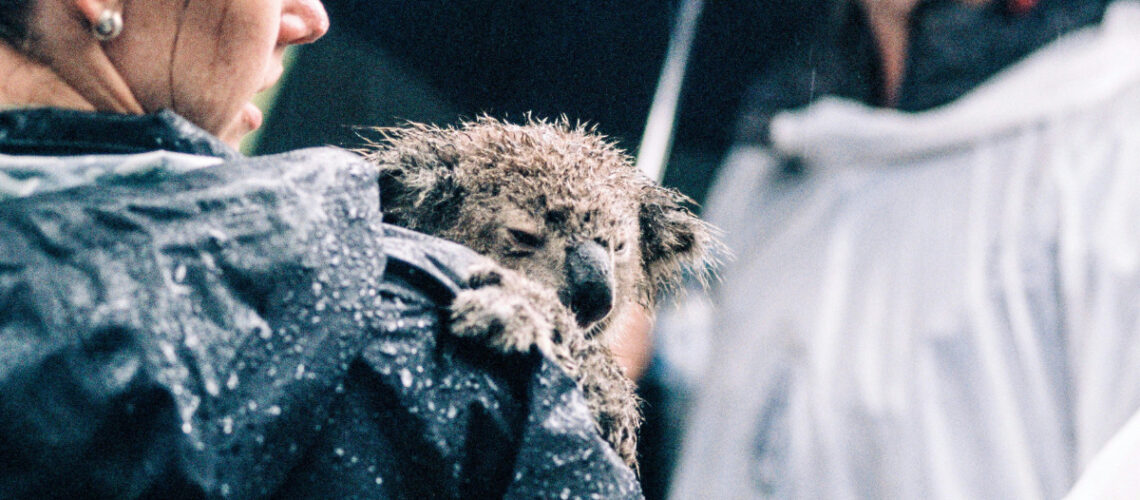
[635,0,705,183]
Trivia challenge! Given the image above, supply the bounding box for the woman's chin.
[219,103,264,148]
[241,102,265,131]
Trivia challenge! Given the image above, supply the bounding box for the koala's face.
[371,117,716,338]
[440,180,644,334]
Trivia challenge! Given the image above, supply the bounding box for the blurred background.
[251,0,825,208]
[250,1,825,497]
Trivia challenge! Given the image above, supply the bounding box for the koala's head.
[363,117,718,339]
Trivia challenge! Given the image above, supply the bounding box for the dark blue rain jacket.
[0,108,642,499]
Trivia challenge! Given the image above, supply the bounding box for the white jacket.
[668,2,1140,498]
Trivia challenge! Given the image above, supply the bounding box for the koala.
[360,117,718,467]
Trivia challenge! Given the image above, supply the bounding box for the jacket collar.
[0,107,241,159]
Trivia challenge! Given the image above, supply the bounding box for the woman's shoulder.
[0,124,641,498]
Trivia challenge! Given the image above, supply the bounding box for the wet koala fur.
[361,117,717,467]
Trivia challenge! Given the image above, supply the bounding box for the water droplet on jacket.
[226,372,239,390]
[335,447,346,457]
[294,363,306,380]
[266,405,282,416]
[399,368,413,388]
[222,416,234,434]
[161,342,177,360]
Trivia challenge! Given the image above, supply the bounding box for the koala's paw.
[449,262,575,362]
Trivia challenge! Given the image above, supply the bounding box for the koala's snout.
[561,240,614,328]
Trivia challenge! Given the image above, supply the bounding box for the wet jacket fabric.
[0,108,642,499]
[663,1,1140,499]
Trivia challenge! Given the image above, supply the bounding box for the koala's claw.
[465,265,504,288]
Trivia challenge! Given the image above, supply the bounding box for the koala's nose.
[561,240,614,328]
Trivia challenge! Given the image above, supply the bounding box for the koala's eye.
[614,241,626,252]
[507,228,544,249]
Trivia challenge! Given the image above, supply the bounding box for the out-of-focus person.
[0,0,642,497]
[656,0,1140,498]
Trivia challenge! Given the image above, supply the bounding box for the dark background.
[257,2,823,497]
[257,0,824,207]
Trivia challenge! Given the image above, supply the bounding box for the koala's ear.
[368,127,465,232]
[376,166,419,225]
[638,184,718,302]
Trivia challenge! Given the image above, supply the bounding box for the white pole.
[635,0,706,183]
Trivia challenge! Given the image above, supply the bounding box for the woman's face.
[106,0,329,146]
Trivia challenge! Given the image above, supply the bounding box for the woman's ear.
[72,0,118,26]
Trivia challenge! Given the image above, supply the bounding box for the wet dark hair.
[0,0,32,47]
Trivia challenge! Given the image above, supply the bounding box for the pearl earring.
[92,9,123,41]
